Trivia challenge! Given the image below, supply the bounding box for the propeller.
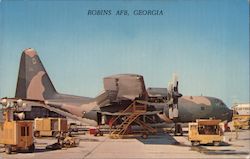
[167,73,182,120]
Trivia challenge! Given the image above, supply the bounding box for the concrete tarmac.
[0,130,249,159]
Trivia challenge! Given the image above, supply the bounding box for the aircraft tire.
[100,132,104,136]
[52,131,58,137]
[34,131,40,137]
[5,145,12,154]
[141,133,148,139]
[28,143,35,153]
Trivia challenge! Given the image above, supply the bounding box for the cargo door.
[51,119,59,131]
[59,119,67,132]
[188,124,198,142]
[18,122,30,148]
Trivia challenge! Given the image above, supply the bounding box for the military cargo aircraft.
[0,48,232,126]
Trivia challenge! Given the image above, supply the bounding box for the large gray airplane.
[0,48,232,126]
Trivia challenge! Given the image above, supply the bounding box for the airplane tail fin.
[15,48,57,100]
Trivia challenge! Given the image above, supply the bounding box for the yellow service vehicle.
[233,115,250,130]
[188,119,223,146]
[0,109,35,154]
[232,103,250,130]
[34,117,68,137]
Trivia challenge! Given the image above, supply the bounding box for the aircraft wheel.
[5,145,12,154]
[141,133,148,139]
[100,131,104,136]
[213,141,220,146]
[34,131,40,137]
[28,143,35,153]
[52,131,59,137]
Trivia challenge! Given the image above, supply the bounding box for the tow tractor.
[188,119,223,146]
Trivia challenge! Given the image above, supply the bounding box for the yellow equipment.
[232,115,250,130]
[46,133,80,150]
[61,136,80,148]
[34,117,68,137]
[188,119,223,146]
[0,109,35,154]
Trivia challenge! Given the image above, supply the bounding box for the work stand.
[109,100,157,139]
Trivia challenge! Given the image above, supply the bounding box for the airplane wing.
[100,110,162,116]
[136,100,173,106]
[0,98,98,126]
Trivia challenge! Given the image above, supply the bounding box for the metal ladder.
[109,100,156,139]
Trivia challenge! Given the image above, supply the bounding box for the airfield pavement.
[0,130,250,159]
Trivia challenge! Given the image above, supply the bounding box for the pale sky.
[0,0,249,107]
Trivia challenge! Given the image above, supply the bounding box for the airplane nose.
[227,109,233,122]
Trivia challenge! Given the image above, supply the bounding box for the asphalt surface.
[0,130,249,159]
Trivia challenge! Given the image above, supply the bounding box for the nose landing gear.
[173,117,183,136]
[174,123,183,136]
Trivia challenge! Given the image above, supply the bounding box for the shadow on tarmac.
[190,146,249,155]
[137,133,249,156]
[137,133,179,145]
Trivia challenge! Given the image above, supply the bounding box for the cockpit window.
[215,99,225,107]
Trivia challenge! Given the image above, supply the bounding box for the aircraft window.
[201,106,205,110]
[215,99,225,107]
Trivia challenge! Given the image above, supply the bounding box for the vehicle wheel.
[62,132,67,138]
[191,141,200,146]
[64,140,71,148]
[100,132,104,136]
[52,131,59,137]
[141,133,148,139]
[5,145,12,154]
[28,143,35,153]
[213,141,220,146]
[34,131,40,137]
